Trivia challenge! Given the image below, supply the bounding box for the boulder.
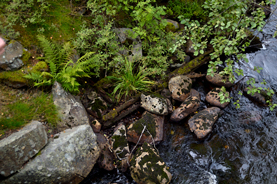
[3,125,100,184]
[96,133,115,171]
[0,40,24,71]
[127,111,164,145]
[206,73,233,88]
[188,107,221,139]
[168,75,192,101]
[170,90,200,121]
[243,86,266,105]
[52,81,89,131]
[141,93,168,115]
[0,121,47,177]
[130,142,172,184]
[110,124,130,172]
[206,88,230,108]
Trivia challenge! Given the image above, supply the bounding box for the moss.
[0,69,28,84]
[31,61,48,73]
[131,112,157,138]
[102,109,118,121]
[165,22,177,32]
[22,49,32,65]
[112,135,128,158]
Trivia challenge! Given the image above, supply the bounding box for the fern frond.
[58,42,74,68]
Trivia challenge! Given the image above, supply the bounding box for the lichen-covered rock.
[206,88,230,108]
[91,119,101,133]
[52,81,89,131]
[141,93,168,115]
[3,125,100,184]
[0,40,24,71]
[188,107,221,139]
[243,86,266,105]
[96,133,115,171]
[0,121,47,177]
[165,19,179,32]
[170,90,200,121]
[130,142,172,184]
[206,73,233,88]
[168,75,192,101]
[127,111,164,145]
[110,124,130,172]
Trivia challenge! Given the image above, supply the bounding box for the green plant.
[107,58,155,102]
[24,35,99,94]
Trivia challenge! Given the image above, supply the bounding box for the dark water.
[83,3,277,184]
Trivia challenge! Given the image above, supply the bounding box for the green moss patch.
[131,112,157,138]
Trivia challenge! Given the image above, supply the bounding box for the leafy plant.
[107,58,155,102]
[24,35,99,94]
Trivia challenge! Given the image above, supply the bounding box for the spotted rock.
[206,88,230,108]
[127,112,164,145]
[170,90,200,122]
[110,124,130,172]
[188,107,221,139]
[130,142,172,184]
[168,75,192,101]
[141,93,168,115]
[206,73,233,88]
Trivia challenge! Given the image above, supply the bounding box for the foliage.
[107,58,155,102]
[24,35,99,94]
[0,92,59,130]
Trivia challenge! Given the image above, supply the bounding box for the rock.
[91,119,101,133]
[168,75,192,101]
[206,73,233,88]
[130,142,172,184]
[188,107,221,139]
[127,111,164,145]
[141,93,168,115]
[160,89,171,99]
[52,81,89,131]
[0,40,24,71]
[238,111,262,124]
[243,86,266,105]
[206,88,230,108]
[185,39,196,56]
[165,19,179,32]
[96,133,115,171]
[170,90,200,121]
[185,167,217,184]
[3,125,100,184]
[0,121,47,177]
[166,98,173,114]
[110,124,130,172]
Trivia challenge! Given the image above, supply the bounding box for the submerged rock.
[168,75,192,102]
[0,40,24,71]
[170,89,200,122]
[110,124,130,172]
[127,111,164,145]
[130,142,172,184]
[206,73,233,88]
[141,93,168,115]
[0,121,47,177]
[188,107,221,139]
[52,81,89,131]
[206,88,230,108]
[3,125,100,184]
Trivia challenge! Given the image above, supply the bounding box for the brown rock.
[168,75,192,101]
[206,88,230,108]
[91,119,101,133]
[188,107,221,139]
[206,73,233,87]
[127,112,164,145]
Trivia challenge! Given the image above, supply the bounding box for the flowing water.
[83,3,277,184]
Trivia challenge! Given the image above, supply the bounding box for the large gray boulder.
[0,121,47,177]
[168,75,192,101]
[52,81,89,131]
[0,40,24,71]
[141,93,168,115]
[3,124,100,184]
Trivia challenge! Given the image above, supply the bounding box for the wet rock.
[52,81,89,131]
[127,111,164,145]
[188,107,221,139]
[91,119,101,133]
[185,167,217,184]
[3,125,100,184]
[0,121,47,177]
[165,19,179,32]
[170,90,200,122]
[243,86,266,105]
[238,111,262,124]
[206,73,233,88]
[0,40,24,71]
[110,124,130,172]
[206,88,230,108]
[141,93,168,115]
[96,133,115,171]
[130,142,172,184]
[168,75,192,101]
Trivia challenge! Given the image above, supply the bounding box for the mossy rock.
[22,49,32,65]
[130,142,172,184]
[31,61,48,73]
[165,19,179,32]
[0,69,29,88]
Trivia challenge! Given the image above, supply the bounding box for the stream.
[82,2,277,184]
